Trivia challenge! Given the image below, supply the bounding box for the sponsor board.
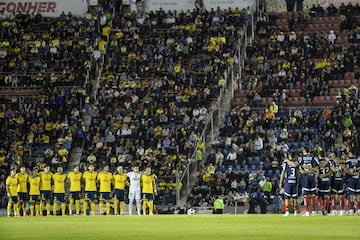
[0,0,88,17]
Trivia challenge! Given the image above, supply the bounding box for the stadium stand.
[81,6,251,206]
[186,3,360,212]
[1,1,359,215]
[0,11,101,208]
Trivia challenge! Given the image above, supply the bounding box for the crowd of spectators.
[1,3,358,213]
[0,11,104,207]
[0,4,254,208]
[186,4,360,212]
[66,7,252,206]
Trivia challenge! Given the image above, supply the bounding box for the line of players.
[5,164,157,216]
[279,147,360,217]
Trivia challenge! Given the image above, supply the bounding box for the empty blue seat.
[247,156,254,165]
[254,156,261,164]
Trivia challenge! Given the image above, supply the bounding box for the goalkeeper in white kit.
[126,165,142,215]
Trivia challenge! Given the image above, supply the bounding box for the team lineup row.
[279,148,360,217]
[5,164,157,216]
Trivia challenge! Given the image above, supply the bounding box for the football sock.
[128,201,133,215]
[61,203,66,215]
[113,198,119,214]
[90,202,95,215]
[75,200,80,215]
[14,204,19,216]
[349,201,354,211]
[294,204,298,212]
[149,200,154,215]
[53,201,58,215]
[83,201,88,215]
[324,196,330,211]
[99,202,104,215]
[311,196,316,212]
[39,202,43,215]
[7,201,12,216]
[304,196,309,211]
[340,196,345,210]
[136,201,141,215]
[30,204,34,216]
[120,201,125,214]
[46,202,51,215]
[35,204,40,216]
[69,198,74,214]
[318,196,323,209]
[331,196,336,210]
[143,199,147,215]
[106,202,110,215]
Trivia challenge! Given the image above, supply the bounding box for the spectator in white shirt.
[328,30,336,44]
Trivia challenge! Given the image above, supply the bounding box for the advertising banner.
[0,0,88,17]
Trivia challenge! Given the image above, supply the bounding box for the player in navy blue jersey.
[279,152,300,217]
[344,150,360,215]
[298,147,319,216]
[329,153,345,216]
[317,151,332,215]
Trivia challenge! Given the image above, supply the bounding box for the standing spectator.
[215,149,224,167]
[296,0,304,12]
[213,197,224,214]
[259,176,272,202]
[254,135,264,154]
[328,30,337,44]
[288,14,295,32]
[327,3,338,16]
[297,12,306,31]
[196,148,203,170]
[285,0,295,12]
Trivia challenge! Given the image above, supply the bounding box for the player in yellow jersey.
[141,167,157,215]
[97,165,113,215]
[28,168,41,216]
[82,164,97,215]
[16,166,28,216]
[6,169,19,217]
[67,165,82,215]
[52,166,67,216]
[113,166,128,215]
[39,165,53,216]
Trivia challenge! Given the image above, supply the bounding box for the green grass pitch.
[0,214,359,240]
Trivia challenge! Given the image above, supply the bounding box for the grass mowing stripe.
[0,215,359,240]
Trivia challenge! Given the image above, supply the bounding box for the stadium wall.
[0,0,88,17]
[130,0,256,12]
[266,0,360,12]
